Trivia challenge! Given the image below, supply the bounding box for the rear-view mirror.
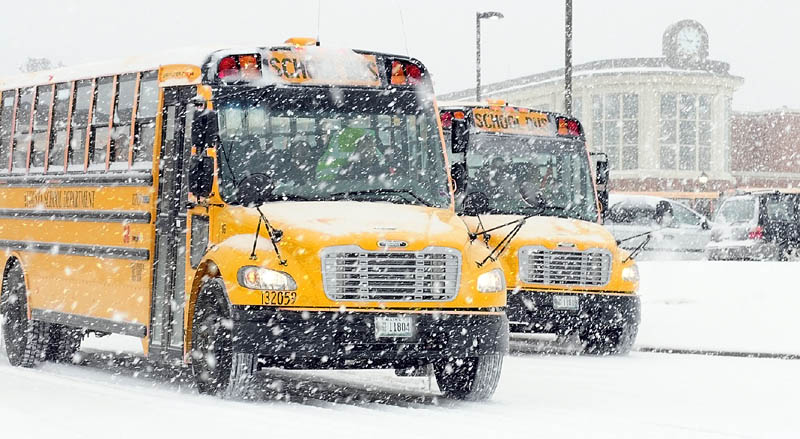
[451,119,469,154]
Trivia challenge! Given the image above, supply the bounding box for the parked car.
[706,190,800,261]
[605,194,712,260]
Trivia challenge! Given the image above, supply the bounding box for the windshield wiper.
[623,234,651,263]
[324,189,433,207]
[249,207,287,266]
[470,213,538,267]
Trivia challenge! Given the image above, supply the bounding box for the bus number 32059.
[262,291,298,306]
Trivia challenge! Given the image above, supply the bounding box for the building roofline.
[438,56,740,101]
[733,108,800,116]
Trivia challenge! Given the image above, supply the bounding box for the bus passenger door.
[149,86,195,361]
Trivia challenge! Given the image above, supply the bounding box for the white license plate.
[552,295,579,311]
[375,315,414,338]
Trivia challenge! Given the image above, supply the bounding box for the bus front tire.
[1,260,49,367]
[190,279,256,399]
[580,325,636,356]
[434,354,503,401]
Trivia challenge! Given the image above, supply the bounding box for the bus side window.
[132,71,158,168]
[89,76,113,169]
[12,87,34,173]
[30,85,53,172]
[69,79,93,171]
[110,73,137,169]
[48,83,72,173]
[0,91,15,172]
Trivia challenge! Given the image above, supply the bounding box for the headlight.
[477,268,506,293]
[621,264,639,283]
[238,266,297,290]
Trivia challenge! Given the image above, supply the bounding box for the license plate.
[552,295,579,311]
[375,315,414,338]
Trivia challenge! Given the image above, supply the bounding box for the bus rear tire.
[190,279,256,399]
[45,324,83,363]
[1,260,49,367]
[434,354,503,401]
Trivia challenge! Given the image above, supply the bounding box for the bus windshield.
[215,87,450,209]
[464,133,598,221]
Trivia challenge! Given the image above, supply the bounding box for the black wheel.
[45,324,83,363]
[1,260,49,367]
[580,322,638,356]
[190,278,256,398]
[434,354,503,401]
[780,247,800,262]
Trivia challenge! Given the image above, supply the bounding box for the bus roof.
[0,44,423,91]
[0,45,223,90]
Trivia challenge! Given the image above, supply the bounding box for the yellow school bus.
[0,40,509,400]
[439,101,639,354]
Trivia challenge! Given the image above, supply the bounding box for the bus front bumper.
[229,307,509,369]
[506,289,640,335]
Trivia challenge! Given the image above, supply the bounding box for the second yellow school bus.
[0,40,508,400]
[439,101,640,354]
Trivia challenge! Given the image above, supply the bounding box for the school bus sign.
[265,50,381,87]
[472,107,553,136]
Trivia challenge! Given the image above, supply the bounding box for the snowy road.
[0,347,796,438]
[2,260,799,438]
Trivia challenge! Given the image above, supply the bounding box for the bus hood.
[220,201,472,253]
[465,214,618,252]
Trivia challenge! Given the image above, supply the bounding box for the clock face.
[676,26,703,57]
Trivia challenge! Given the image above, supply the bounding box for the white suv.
[605,194,712,260]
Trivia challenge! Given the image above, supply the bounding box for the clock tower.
[662,19,709,68]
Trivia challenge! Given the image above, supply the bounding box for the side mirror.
[451,162,467,195]
[590,152,610,221]
[189,155,214,198]
[189,109,219,199]
[234,173,274,207]
[191,109,218,150]
[451,119,469,154]
[461,191,490,216]
[654,200,675,227]
[701,219,710,230]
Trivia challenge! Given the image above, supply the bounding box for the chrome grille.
[320,246,461,302]
[518,246,611,287]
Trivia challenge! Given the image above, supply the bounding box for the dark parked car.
[706,190,800,261]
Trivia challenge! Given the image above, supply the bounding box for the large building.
[729,109,800,188]
[440,20,747,193]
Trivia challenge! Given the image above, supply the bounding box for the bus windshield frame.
[463,132,599,222]
[213,85,451,209]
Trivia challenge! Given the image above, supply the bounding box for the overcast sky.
[2,1,797,111]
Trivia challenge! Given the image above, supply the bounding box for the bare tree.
[19,57,64,73]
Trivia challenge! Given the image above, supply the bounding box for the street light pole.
[476,13,481,101]
[476,11,504,101]
[564,0,573,116]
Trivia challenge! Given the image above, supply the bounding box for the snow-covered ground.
[0,350,796,438]
[1,261,798,438]
[637,261,800,355]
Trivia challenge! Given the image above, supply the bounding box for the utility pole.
[565,0,573,115]
[476,11,504,101]
[476,13,481,101]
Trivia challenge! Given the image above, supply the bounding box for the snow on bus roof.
[0,45,224,90]
[0,43,298,90]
